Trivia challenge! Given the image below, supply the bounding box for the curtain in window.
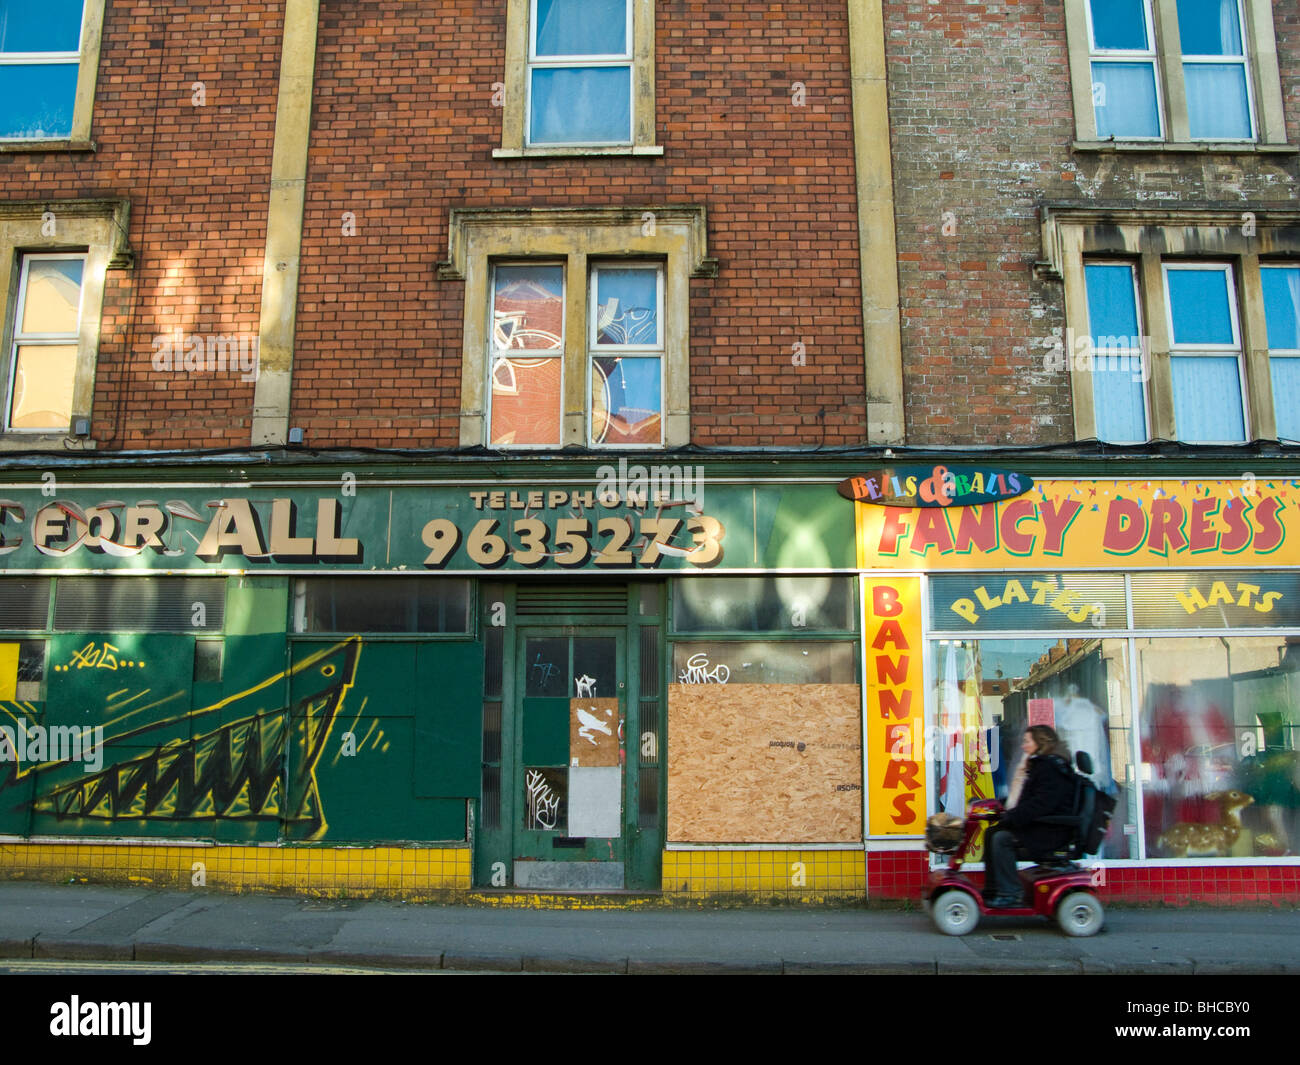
[1171,356,1246,441]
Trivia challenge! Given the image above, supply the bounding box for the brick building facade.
[0,0,1296,906]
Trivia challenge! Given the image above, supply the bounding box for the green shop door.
[512,628,631,890]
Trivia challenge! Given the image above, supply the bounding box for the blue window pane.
[493,265,564,351]
[592,356,661,445]
[1171,356,1245,441]
[0,0,84,52]
[530,67,631,145]
[1085,264,1140,338]
[1271,359,1300,442]
[1262,267,1300,351]
[1089,0,1149,49]
[535,0,626,57]
[1092,362,1148,442]
[0,64,76,138]
[1167,269,1235,345]
[1175,0,1242,55]
[1184,64,1252,139]
[596,268,658,346]
[1092,62,1160,138]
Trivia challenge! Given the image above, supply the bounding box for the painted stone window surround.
[0,199,133,449]
[1064,0,1291,151]
[1039,205,1300,443]
[440,206,716,449]
[0,0,106,152]
[495,0,660,158]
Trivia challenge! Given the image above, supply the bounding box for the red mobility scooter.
[922,752,1109,937]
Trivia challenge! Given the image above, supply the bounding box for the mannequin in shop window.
[1055,683,1115,795]
[983,725,1076,908]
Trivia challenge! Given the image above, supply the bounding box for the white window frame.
[1082,259,1151,443]
[1084,0,1166,141]
[1261,263,1300,443]
[587,262,665,448]
[0,0,103,146]
[5,252,87,433]
[487,259,567,450]
[443,206,712,449]
[525,0,634,149]
[1066,0,1289,148]
[1177,0,1255,142]
[1161,261,1249,443]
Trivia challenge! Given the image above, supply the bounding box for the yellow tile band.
[662,849,866,899]
[0,841,471,897]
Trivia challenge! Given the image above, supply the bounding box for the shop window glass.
[672,576,857,634]
[930,573,1127,632]
[672,641,856,685]
[1132,572,1300,629]
[53,577,224,632]
[932,637,1135,859]
[1139,635,1300,859]
[292,578,470,634]
[16,638,46,701]
[0,578,51,629]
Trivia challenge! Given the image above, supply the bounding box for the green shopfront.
[0,456,863,896]
[1,454,1299,906]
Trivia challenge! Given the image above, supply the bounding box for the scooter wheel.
[1055,891,1104,937]
[931,890,980,936]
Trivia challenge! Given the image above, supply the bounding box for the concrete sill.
[0,140,96,154]
[0,435,97,452]
[493,145,664,159]
[1073,140,1298,155]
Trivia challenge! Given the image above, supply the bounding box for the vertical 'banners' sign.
[865,578,926,835]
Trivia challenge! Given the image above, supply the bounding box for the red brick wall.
[0,2,284,450]
[885,0,1300,446]
[871,851,1300,905]
[291,1,867,448]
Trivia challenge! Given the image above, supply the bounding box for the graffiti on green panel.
[1,638,358,837]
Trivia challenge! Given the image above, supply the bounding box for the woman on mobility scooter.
[924,724,1107,936]
[982,725,1075,908]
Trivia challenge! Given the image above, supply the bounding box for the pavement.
[2,882,1300,973]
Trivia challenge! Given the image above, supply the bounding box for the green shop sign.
[0,477,854,574]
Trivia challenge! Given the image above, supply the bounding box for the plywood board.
[569,697,620,766]
[667,683,863,843]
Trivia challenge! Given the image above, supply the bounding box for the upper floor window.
[7,254,84,432]
[0,0,103,144]
[441,206,714,449]
[487,260,664,447]
[1043,207,1300,446]
[497,0,659,157]
[0,198,133,448]
[529,0,632,147]
[1162,262,1247,442]
[1263,265,1300,443]
[1067,0,1288,147]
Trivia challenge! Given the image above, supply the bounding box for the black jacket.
[1002,754,1076,860]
